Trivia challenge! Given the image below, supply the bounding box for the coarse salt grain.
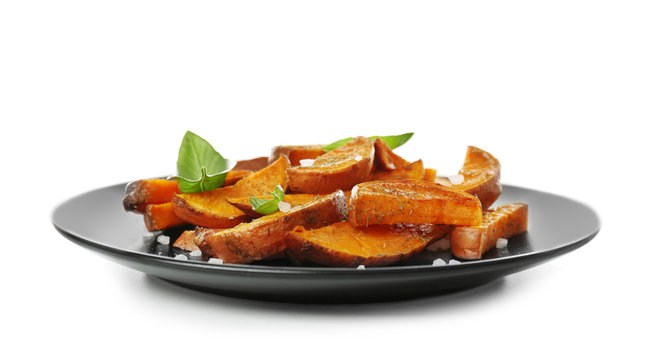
[189,250,202,257]
[448,174,465,185]
[278,201,292,212]
[432,259,446,266]
[354,155,363,161]
[208,258,224,264]
[426,237,450,251]
[175,254,188,261]
[496,238,508,249]
[157,235,170,245]
[299,159,315,167]
[357,265,366,270]
[448,259,461,265]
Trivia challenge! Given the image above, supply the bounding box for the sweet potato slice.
[194,190,348,263]
[287,136,374,193]
[451,146,502,209]
[227,193,322,218]
[173,230,199,251]
[269,145,326,166]
[232,156,269,171]
[451,203,528,260]
[423,168,437,182]
[144,202,188,232]
[172,156,290,228]
[368,159,425,181]
[373,138,410,170]
[123,179,179,213]
[223,170,253,186]
[348,180,482,227]
[286,222,450,267]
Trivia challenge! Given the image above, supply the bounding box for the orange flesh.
[123,179,180,213]
[368,159,425,181]
[373,138,410,170]
[287,222,449,267]
[144,202,188,232]
[451,146,502,209]
[348,180,483,227]
[450,203,528,259]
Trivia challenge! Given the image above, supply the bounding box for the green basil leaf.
[322,132,414,152]
[371,132,414,150]
[174,131,236,193]
[249,185,285,215]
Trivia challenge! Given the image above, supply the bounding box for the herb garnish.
[249,185,285,215]
[174,131,236,193]
[322,132,414,152]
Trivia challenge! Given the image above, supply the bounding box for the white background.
[1,1,646,359]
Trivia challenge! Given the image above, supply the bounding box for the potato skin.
[451,203,528,260]
[123,179,180,213]
[232,156,270,171]
[172,156,289,228]
[367,159,425,181]
[196,190,348,263]
[286,222,449,267]
[348,180,483,227]
[287,137,374,194]
[373,138,410,170]
[268,145,325,166]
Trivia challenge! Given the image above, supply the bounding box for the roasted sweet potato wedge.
[451,203,528,260]
[173,230,199,251]
[123,179,180,213]
[348,180,482,227]
[143,202,188,232]
[194,190,348,263]
[287,136,374,193]
[450,146,502,209]
[373,138,410,170]
[232,156,270,171]
[223,170,253,186]
[227,191,352,218]
[286,222,450,267]
[423,168,438,181]
[368,159,425,181]
[172,156,290,228]
[269,145,326,166]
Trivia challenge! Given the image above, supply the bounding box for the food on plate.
[450,203,528,259]
[123,179,180,213]
[286,222,450,267]
[367,159,425,181]
[144,202,187,232]
[123,131,528,267]
[227,192,351,218]
[287,136,374,193]
[268,145,326,166]
[448,146,502,209]
[172,156,290,228]
[373,138,410,170]
[191,190,348,263]
[347,180,483,227]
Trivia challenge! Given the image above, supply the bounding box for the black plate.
[52,183,599,303]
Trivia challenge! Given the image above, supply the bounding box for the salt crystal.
[175,254,188,261]
[432,259,446,266]
[496,238,508,249]
[448,259,461,265]
[448,174,464,185]
[354,155,363,161]
[426,237,450,251]
[157,235,170,245]
[299,159,315,167]
[357,265,366,270]
[189,250,202,257]
[208,258,224,264]
[278,201,292,212]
